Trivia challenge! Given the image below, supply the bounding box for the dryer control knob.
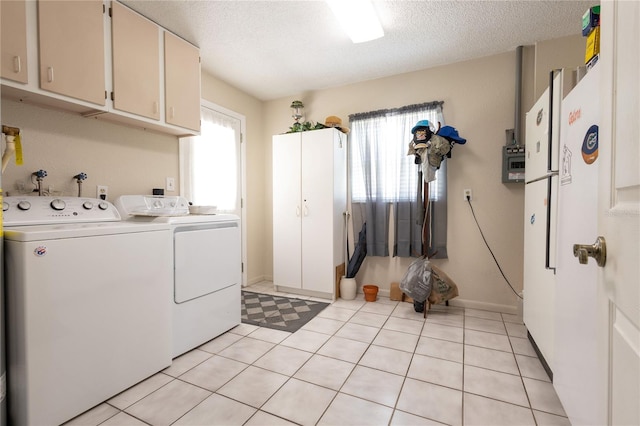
[82,201,94,210]
[17,200,31,211]
[2,202,8,212]
[98,202,109,210]
[50,199,66,211]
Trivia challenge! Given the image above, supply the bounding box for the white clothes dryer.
[2,197,173,426]
[115,195,241,357]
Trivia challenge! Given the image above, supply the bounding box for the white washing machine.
[115,195,241,357]
[2,196,173,426]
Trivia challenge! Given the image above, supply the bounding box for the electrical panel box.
[502,145,525,183]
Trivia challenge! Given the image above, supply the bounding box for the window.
[179,103,243,215]
[350,102,445,203]
[348,101,447,258]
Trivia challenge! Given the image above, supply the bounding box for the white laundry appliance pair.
[114,195,241,358]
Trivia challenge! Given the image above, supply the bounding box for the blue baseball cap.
[411,120,431,134]
[437,126,466,144]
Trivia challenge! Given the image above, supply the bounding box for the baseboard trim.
[446,298,518,315]
[245,276,270,286]
[246,280,518,315]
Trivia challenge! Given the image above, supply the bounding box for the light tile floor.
[66,281,570,426]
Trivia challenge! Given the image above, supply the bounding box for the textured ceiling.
[121,0,594,101]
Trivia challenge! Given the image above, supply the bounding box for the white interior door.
[179,102,246,284]
[597,2,640,424]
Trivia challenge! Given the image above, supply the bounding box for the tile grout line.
[86,285,564,425]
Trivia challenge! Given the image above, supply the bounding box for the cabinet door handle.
[153,101,159,115]
[47,66,54,83]
[303,204,309,216]
[169,106,175,119]
[13,56,21,73]
[296,206,301,217]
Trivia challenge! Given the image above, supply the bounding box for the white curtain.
[349,101,447,257]
[179,106,241,213]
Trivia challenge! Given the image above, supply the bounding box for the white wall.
[2,99,179,199]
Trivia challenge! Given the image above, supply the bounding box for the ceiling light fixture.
[326,0,384,44]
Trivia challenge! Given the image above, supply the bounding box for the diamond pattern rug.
[241,291,329,333]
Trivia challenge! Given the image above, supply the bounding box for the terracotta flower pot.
[363,285,379,302]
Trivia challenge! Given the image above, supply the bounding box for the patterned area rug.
[241,291,329,333]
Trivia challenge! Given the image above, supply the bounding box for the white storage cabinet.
[272,127,346,299]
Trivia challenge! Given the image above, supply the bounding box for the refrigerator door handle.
[545,176,556,273]
[526,171,559,185]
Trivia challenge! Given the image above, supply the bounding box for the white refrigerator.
[523,70,565,374]
[553,63,601,425]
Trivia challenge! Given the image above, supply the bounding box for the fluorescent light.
[327,0,384,44]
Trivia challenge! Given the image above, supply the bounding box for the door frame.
[180,99,247,287]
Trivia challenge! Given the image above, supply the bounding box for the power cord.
[466,196,523,299]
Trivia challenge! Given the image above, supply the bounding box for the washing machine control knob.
[82,201,94,210]
[98,201,109,210]
[17,200,31,211]
[50,199,66,211]
[2,202,8,212]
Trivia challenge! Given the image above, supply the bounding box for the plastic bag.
[428,264,459,305]
[399,257,432,303]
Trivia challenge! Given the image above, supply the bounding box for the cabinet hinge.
[108,6,112,17]
[111,92,114,101]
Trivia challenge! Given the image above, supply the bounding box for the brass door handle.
[573,236,607,267]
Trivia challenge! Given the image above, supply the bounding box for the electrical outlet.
[166,177,175,192]
[463,188,472,201]
[97,185,108,200]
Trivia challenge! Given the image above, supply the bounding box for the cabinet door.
[38,0,105,105]
[272,133,302,289]
[1,0,28,83]
[111,1,160,120]
[164,32,201,132]
[301,130,337,293]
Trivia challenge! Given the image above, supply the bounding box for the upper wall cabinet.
[1,0,29,83]
[38,0,106,105]
[0,0,201,136]
[164,32,201,132]
[111,1,160,120]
